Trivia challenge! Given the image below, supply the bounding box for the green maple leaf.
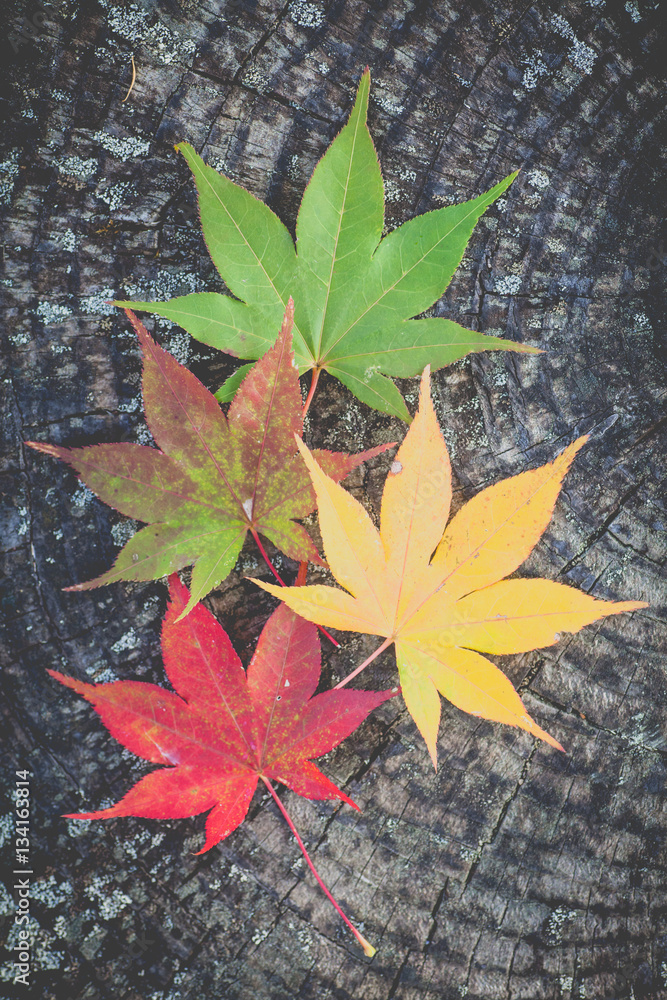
[116,69,538,420]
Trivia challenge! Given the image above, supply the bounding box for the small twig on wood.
[122,55,136,103]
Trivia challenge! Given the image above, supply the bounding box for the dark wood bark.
[1,1,665,998]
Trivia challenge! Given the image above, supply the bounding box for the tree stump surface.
[1,2,665,998]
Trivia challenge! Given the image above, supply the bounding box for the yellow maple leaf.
[252,369,646,766]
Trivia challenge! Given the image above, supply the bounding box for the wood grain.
[1,1,665,998]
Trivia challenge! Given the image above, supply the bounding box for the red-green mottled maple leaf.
[27,302,392,616]
[50,575,395,955]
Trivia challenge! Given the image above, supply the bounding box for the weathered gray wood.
[1,1,665,998]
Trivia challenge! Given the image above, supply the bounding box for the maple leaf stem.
[301,368,321,419]
[334,637,394,690]
[260,776,376,958]
[251,529,339,647]
[251,527,287,586]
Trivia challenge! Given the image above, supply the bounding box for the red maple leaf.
[49,575,396,954]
